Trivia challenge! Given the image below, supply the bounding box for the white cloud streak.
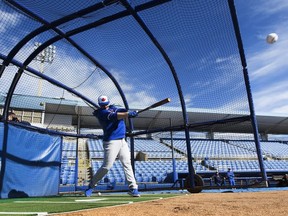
[240,0,288,115]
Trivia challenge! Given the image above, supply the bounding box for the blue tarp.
[0,123,61,198]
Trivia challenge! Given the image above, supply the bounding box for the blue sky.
[0,0,287,117]
[234,0,288,116]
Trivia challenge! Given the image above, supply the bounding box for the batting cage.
[1,0,287,198]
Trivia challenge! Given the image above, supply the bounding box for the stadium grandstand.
[0,0,288,199]
[3,95,288,192]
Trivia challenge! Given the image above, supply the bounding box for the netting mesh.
[1,0,251,126]
[0,0,260,144]
[0,2,40,55]
[137,1,250,112]
[1,0,278,196]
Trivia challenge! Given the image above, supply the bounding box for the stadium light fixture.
[34,42,56,96]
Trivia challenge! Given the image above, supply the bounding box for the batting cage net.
[0,0,287,197]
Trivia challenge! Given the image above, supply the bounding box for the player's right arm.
[93,107,137,121]
[109,106,138,120]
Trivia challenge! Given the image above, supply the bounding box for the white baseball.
[266,33,278,44]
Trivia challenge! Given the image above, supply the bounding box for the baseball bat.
[137,98,171,114]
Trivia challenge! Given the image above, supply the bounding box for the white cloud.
[252,0,288,15]
[248,33,288,80]
[272,105,288,114]
[215,56,233,63]
[240,1,288,115]
[41,53,157,108]
[0,9,21,33]
[253,81,288,114]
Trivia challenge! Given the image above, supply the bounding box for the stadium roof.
[79,106,288,135]
[2,94,288,135]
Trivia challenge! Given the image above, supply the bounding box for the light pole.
[34,42,56,96]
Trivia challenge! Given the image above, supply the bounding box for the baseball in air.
[266,33,278,44]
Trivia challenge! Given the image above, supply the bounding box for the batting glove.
[128,110,138,118]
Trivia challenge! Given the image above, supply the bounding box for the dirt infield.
[55,190,288,216]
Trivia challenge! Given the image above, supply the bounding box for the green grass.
[0,192,181,215]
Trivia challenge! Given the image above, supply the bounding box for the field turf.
[0,192,181,216]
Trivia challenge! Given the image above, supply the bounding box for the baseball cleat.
[85,188,93,197]
[128,188,140,197]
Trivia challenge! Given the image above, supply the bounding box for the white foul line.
[14,198,133,204]
[0,212,47,215]
[14,198,107,204]
[14,199,106,204]
[10,198,134,215]
[15,201,80,204]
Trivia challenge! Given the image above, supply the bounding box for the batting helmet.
[98,95,110,106]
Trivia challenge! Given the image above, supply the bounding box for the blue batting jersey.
[93,105,127,141]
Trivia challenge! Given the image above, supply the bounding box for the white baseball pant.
[89,138,138,189]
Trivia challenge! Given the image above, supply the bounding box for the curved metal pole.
[0,53,99,120]
[1,0,168,118]
[1,0,167,177]
[120,0,196,187]
[1,3,130,124]
[2,1,150,174]
[228,0,267,185]
[0,0,106,76]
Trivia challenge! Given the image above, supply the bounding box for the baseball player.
[85,95,140,197]
[226,168,236,186]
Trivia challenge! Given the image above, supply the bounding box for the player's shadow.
[8,189,29,198]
